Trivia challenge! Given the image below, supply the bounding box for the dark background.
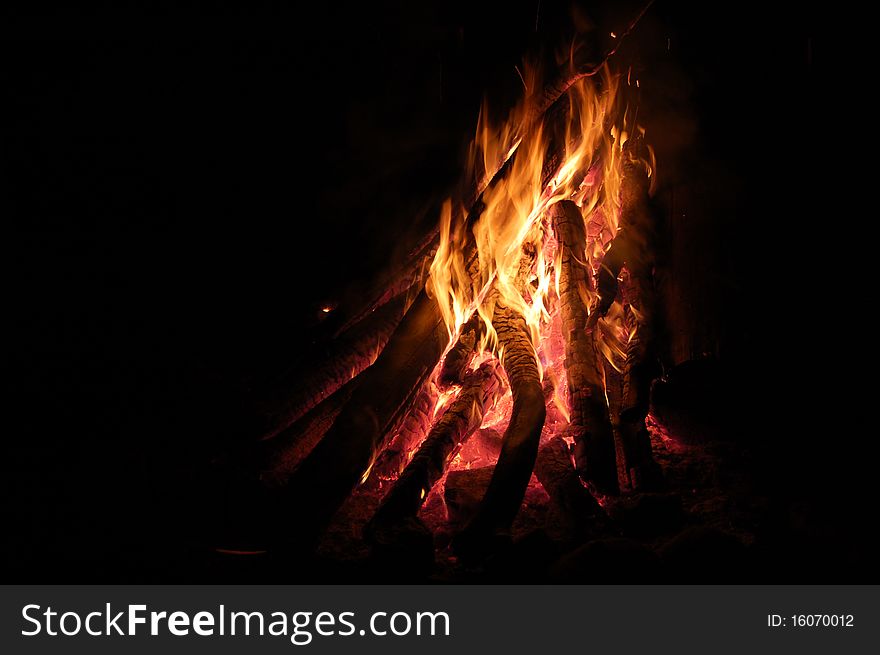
[4,2,862,581]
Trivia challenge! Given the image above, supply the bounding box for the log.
[454,248,547,562]
[552,200,619,494]
[365,361,505,545]
[437,313,483,387]
[618,139,658,412]
[528,1,656,122]
[253,292,410,442]
[368,379,439,482]
[258,375,360,488]
[596,140,663,491]
[534,436,603,541]
[332,237,434,338]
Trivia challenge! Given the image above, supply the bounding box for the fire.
[433,384,461,419]
[428,60,654,415]
[358,58,657,493]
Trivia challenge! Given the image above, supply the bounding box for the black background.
[4,2,862,581]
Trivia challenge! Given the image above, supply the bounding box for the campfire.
[245,4,672,568]
[7,0,854,589]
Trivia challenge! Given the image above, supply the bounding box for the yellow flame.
[433,384,461,419]
[428,59,653,380]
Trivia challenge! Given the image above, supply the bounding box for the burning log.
[552,200,619,494]
[595,140,663,491]
[438,313,483,387]
[454,248,547,562]
[365,361,505,547]
[368,379,439,482]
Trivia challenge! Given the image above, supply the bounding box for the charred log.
[552,200,619,494]
[597,141,664,491]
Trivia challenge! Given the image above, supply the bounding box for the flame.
[431,384,460,420]
[428,60,653,378]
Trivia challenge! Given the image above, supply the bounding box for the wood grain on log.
[552,200,619,494]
